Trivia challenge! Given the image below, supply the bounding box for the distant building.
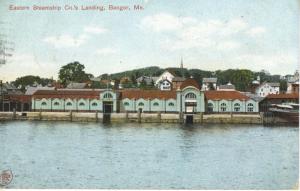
[172,77,186,90]
[287,70,299,94]
[154,70,175,86]
[25,86,55,95]
[218,82,235,91]
[255,82,280,97]
[136,76,156,86]
[66,82,88,89]
[202,78,217,91]
[159,79,172,91]
[259,93,299,112]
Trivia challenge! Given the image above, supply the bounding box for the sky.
[0,0,299,81]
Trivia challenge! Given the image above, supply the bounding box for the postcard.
[0,0,299,189]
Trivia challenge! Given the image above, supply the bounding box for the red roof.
[204,91,249,101]
[121,90,176,100]
[32,90,101,99]
[180,78,201,90]
[8,95,32,102]
[266,93,299,99]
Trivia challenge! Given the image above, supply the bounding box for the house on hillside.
[158,79,172,91]
[255,82,280,97]
[66,82,88,89]
[136,76,157,86]
[202,78,217,91]
[172,77,186,90]
[154,70,176,86]
[218,82,235,91]
[287,70,299,94]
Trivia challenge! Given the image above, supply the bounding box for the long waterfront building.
[31,78,259,113]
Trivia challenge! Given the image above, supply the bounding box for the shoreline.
[0,111,281,125]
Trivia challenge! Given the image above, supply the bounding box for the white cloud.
[0,53,59,81]
[246,26,266,37]
[95,48,117,55]
[84,26,108,34]
[44,34,89,48]
[215,41,241,50]
[140,13,196,32]
[141,13,267,52]
[231,52,297,74]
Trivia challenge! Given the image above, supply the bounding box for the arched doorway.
[185,92,197,113]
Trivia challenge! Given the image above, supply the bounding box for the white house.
[159,79,172,91]
[255,82,280,97]
[155,70,175,86]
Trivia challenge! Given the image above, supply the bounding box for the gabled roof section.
[203,78,217,83]
[180,78,201,90]
[265,93,299,99]
[204,91,250,101]
[33,89,101,99]
[66,82,87,89]
[121,90,176,100]
[172,77,186,82]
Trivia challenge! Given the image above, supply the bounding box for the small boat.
[269,103,299,124]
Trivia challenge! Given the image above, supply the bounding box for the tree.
[280,80,287,93]
[58,61,90,86]
[14,75,40,90]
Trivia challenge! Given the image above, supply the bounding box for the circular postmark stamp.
[0,170,13,186]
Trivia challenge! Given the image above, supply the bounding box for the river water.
[0,121,298,189]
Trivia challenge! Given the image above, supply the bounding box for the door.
[103,101,113,113]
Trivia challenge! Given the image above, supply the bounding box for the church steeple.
[180,57,183,69]
[180,57,184,78]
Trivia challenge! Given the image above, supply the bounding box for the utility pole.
[0,23,14,65]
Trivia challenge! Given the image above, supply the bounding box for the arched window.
[234,103,240,112]
[185,93,196,99]
[79,102,85,106]
[54,102,60,106]
[103,93,113,99]
[208,102,214,112]
[41,102,47,106]
[123,102,129,106]
[247,103,254,112]
[138,102,144,106]
[168,102,174,106]
[92,102,98,106]
[66,102,72,106]
[153,102,159,106]
[220,103,227,112]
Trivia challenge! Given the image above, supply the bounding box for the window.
[79,102,85,106]
[220,103,226,112]
[234,103,240,112]
[124,102,129,106]
[54,102,59,106]
[41,102,47,106]
[168,102,174,106]
[208,103,214,112]
[247,103,254,112]
[103,93,113,99]
[185,93,196,99]
[153,102,159,106]
[66,102,72,106]
[138,102,144,106]
[92,102,98,106]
